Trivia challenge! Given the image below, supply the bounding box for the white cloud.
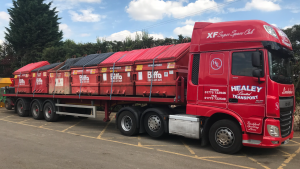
[56,0,102,2]
[59,24,72,38]
[100,30,164,41]
[285,6,300,13]
[80,33,91,37]
[0,11,10,22]
[283,25,292,30]
[271,23,277,27]
[126,0,220,21]
[175,17,222,37]
[69,9,106,22]
[48,0,102,11]
[228,0,281,12]
[0,39,3,44]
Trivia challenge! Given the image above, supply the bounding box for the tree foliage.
[5,0,63,68]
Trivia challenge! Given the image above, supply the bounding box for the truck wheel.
[5,98,12,110]
[31,100,44,120]
[209,119,242,154]
[16,99,29,117]
[43,102,59,122]
[143,112,165,138]
[117,111,138,136]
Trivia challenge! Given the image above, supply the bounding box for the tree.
[282,25,300,102]
[5,0,63,68]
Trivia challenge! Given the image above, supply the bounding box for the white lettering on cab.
[231,85,262,92]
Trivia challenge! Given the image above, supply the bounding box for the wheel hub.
[121,115,132,132]
[215,128,234,148]
[148,115,161,132]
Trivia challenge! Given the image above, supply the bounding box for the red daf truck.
[3,20,295,154]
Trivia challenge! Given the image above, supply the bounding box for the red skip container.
[13,61,50,94]
[70,53,114,95]
[134,43,190,97]
[99,49,149,96]
[48,58,82,94]
[31,63,61,94]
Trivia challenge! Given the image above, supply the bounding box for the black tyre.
[43,102,59,122]
[5,98,12,110]
[117,111,138,136]
[209,119,243,154]
[78,117,88,119]
[143,112,165,138]
[16,99,29,117]
[31,100,44,120]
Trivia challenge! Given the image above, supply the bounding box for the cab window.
[231,51,262,77]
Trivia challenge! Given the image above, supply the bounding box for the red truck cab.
[186,20,294,153]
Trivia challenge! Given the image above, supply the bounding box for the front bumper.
[242,131,294,148]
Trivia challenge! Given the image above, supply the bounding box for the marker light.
[263,25,278,39]
[267,125,279,137]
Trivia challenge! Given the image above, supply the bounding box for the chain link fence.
[295,106,300,131]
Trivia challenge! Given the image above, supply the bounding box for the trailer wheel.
[117,111,138,136]
[16,99,29,117]
[5,98,12,110]
[43,102,59,122]
[31,100,44,120]
[143,112,165,138]
[209,119,242,154]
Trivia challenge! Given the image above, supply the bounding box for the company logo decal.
[282,87,293,95]
[231,85,263,100]
[19,79,25,85]
[211,58,222,70]
[110,73,122,82]
[207,29,255,39]
[247,121,260,132]
[79,75,89,83]
[36,78,43,85]
[275,102,279,110]
[147,71,162,81]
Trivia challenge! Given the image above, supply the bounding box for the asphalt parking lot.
[0,108,300,169]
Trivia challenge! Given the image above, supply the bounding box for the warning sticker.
[73,70,77,75]
[125,66,132,72]
[167,62,175,69]
[55,78,63,86]
[169,70,173,74]
[138,72,143,80]
[102,67,107,72]
[90,69,96,74]
[164,72,168,77]
[14,75,18,78]
[64,72,70,77]
[50,73,54,77]
[103,73,107,81]
[25,74,29,77]
[43,72,47,76]
[136,65,143,71]
[33,73,36,77]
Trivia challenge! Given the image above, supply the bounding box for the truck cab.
[186,20,294,153]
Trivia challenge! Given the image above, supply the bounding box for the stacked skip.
[70,53,114,95]
[98,49,149,96]
[13,61,49,94]
[134,43,190,97]
[48,57,82,94]
[31,62,61,94]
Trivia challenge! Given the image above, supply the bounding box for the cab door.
[228,50,266,134]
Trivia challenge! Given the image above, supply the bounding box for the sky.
[0,0,300,44]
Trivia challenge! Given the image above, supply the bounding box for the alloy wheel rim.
[148,115,161,132]
[215,127,235,148]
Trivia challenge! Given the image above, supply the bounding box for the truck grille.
[279,97,294,138]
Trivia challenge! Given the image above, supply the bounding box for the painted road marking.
[1,114,300,169]
[243,153,270,169]
[181,140,195,155]
[96,116,113,139]
[18,118,31,124]
[290,140,300,144]
[0,115,15,120]
[157,149,254,169]
[277,146,300,169]
[61,119,84,132]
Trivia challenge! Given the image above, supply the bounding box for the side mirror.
[252,52,261,67]
[252,69,262,78]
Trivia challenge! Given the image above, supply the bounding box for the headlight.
[263,25,278,39]
[267,125,279,137]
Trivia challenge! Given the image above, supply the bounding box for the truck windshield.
[268,50,293,84]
